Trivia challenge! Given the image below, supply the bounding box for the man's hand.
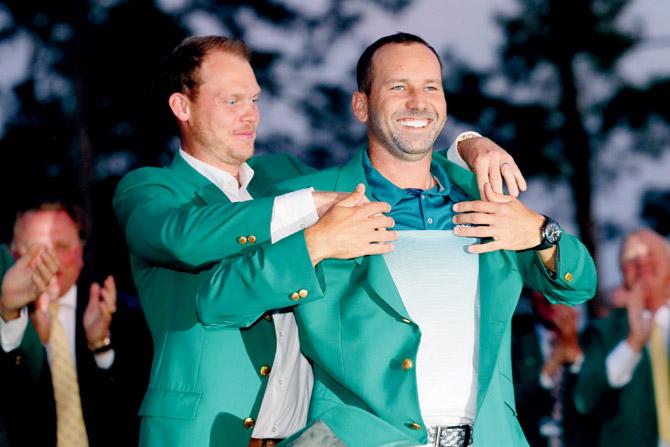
[625,282,653,352]
[312,191,368,217]
[457,137,527,198]
[0,245,59,321]
[305,184,396,266]
[453,183,557,269]
[31,278,61,344]
[453,183,545,251]
[84,275,116,351]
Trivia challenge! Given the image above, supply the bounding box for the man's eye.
[391,85,405,91]
[251,97,260,104]
[425,86,439,91]
[226,99,238,105]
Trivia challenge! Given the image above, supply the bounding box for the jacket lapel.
[432,153,523,413]
[331,150,411,320]
[170,153,231,205]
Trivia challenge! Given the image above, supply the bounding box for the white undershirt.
[180,149,317,438]
[606,302,670,387]
[384,231,480,427]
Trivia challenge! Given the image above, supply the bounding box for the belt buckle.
[428,424,473,447]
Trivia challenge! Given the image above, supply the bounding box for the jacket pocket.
[139,388,202,420]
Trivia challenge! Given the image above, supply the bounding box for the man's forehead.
[371,43,442,81]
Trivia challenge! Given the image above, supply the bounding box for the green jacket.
[0,245,47,446]
[575,308,659,446]
[198,150,597,447]
[113,152,318,447]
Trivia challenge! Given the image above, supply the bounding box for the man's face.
[180,50,261,167]
[621,231,670,308]
[12,210,84,298]
[357,42,447,161]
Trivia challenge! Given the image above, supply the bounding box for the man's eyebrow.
[384,78,442,84]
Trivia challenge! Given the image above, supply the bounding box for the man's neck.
[181,145,241,185]
[368,145,434,189]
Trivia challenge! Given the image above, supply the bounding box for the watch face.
[544,221,562,244]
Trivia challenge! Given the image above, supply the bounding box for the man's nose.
[405,90,427,111]
[241,102,260,124]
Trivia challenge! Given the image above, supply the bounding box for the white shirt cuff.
[94,349,115,370]
[0,307,29,352]
[606,340,642,388]
[271,188,319,243]
[446,131,482,169]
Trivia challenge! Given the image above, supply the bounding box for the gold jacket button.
[243,417,255,428]
[298,289,308,298]
[564,272,574,282]
[259,365,271,377]
[408,422,422,430]
[15,355,22,366]
[248,235,257,244]
[401,358,413,371]
[238,236,248,245]
[290,292,300,301]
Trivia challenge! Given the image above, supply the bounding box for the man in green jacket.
[0,244,59,445]
[575,229,670,447]
[114,35,528,447]
[197,33,597,447]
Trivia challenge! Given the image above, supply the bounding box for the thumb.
[337,183,366,208]
[484,182,512,203]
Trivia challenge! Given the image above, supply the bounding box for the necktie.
[650,321,670,443]
[48,302,89,447]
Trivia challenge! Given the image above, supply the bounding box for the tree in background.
[0,0,411,290]
[442,0,670,282]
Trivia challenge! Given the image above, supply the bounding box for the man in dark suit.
[512,290,596,447]
[0,202,152,447]
[575,229,670,447]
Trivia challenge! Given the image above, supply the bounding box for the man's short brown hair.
[162,35,251,101]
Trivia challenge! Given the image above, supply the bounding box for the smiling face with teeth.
[352,42,447,162]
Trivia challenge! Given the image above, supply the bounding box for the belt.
[427,424,473,447]
[248,438,284,447]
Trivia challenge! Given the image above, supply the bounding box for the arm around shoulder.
[113,168,275,270]
[196,230,325,328]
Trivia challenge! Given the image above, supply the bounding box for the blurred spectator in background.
[575,229,670,447]
[1,243,58,445]
[0,201,152,447]
[513,290,596,447]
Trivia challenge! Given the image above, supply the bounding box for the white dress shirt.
[0,285,115,369]
[180,149,317,438]
[606,302,670,387]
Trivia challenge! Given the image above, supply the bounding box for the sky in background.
[1,0,669,290]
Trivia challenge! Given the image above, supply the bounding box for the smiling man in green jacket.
[113,35,524,447]
[197,33,597,447]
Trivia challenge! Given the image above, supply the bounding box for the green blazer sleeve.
[1,244,46,381]
[517,234,597,306]
[0,321,46,382]
[196,231,325,328]
[113,153,313,271]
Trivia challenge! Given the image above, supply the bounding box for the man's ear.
[351,91,368,123]
[168,92,190,122]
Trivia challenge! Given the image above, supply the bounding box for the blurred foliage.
[441,0,670,263]
[0,0,410,290]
